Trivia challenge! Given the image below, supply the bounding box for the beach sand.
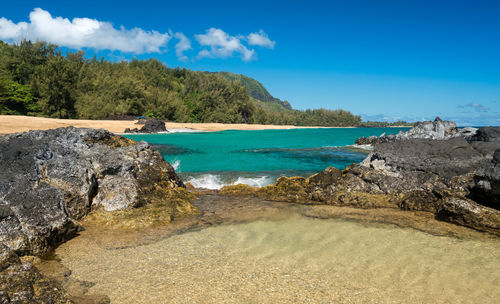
[0,115,323,135]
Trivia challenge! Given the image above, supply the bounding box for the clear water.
[57,215,500,304]
[125,127,407,188]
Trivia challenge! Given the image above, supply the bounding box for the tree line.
[0,40,370,127]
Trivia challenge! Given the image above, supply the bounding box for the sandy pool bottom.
[55,215,500,303]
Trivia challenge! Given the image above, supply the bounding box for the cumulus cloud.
[0,8,170,53]
[0,8,276,61]
[174,32,191,61]
[247,30,275,48]
[457,103,489,112]
[195,28,255,61]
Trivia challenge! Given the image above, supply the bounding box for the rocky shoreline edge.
[221,118,499,235]
[1,119,499,303]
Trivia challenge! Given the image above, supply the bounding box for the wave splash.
[171,160,181,171]
[185,174,273,190]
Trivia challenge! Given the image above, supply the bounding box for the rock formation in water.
[0,127,191,303]
[355,117,478,145]
[224,126,500,236]
[124,118,167,133]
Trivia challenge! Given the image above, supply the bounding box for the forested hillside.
[213,71,292,111]
[0,40,365,126]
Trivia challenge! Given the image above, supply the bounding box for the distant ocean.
[124,127,409,189]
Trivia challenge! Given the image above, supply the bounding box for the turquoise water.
[125,127,408,188]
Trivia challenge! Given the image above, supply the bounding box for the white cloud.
[174,32,191,61]
[0,8,170,53]
[0,8,276,61]
[195,28,255,61]
[0,18,29,38]
[247,30,275,49]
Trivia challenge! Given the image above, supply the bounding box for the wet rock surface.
[124,118,167,133]
[223,126,500,235]
[0,127,188,303]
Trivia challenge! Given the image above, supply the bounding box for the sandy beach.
[0,115,325,135]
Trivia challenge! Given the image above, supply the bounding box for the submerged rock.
[124,118,167,133]
[355,117,478,145]
[0,127,191,302]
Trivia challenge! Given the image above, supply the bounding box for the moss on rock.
[258,177,311,203]
[84,187,198,230]
[85,134,136,148]
[219,184,258,196]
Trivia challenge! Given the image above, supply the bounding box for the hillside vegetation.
[212,71,292,110]
[1,40,374,127]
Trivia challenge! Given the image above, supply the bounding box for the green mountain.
[212,72,292,111]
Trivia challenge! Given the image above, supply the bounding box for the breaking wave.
[184,174,274,190]
[171,160,181,171]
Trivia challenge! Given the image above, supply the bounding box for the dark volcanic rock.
[437,197,500,234]
[469,148,500,210]
[0,127,187,302]
[355,117,478,145]
[355,131,499,231]
[470,126,500,142]
[124,118,167,133]
[0,127,183,256]
[0,248,72,303]
[365,138,493,181]
[235,124,500,235]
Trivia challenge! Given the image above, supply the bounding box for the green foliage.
[0,39,399,127]
[214,71,292,110]
[0,78,38,115]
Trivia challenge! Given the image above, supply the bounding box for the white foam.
[162,128,203,133]
[186,174,273,190]
[171,160,181,171]
[231,176,273,188]
[186,174,225,190]
[347,144,374,151]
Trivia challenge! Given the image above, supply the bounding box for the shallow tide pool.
[56,215,500,303]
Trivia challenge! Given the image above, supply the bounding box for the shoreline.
[0,115,408,135]
[0,115,325,135]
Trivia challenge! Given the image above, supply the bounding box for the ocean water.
[125,127,408,189]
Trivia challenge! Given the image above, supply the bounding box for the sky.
[0,0,499,126]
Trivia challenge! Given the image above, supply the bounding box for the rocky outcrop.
[223,126,500,235]
[0,127,190,302]
[0,242,73,303]
[124,118,167,133]
[355,117,478,145]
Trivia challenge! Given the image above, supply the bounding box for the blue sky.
[1,0,499,126]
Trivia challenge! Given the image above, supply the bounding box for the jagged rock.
[225,125,500,235]
[355,135,379,145]
[0,127,190,303]
[0,259,73,304]
[437,197,500,234]
[0,242,72,303]
[470,126,500,142]
[0,127,184,256]
[364,138,495,181]
[469,148,500,210]
[355,117,478,145]
[124,118,167,133]
[124,127,139,133]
